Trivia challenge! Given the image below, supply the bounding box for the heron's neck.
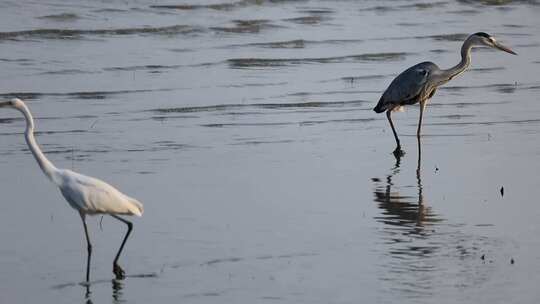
[441,38,473,83]
[19,105,61,184]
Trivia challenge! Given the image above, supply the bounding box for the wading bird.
[0,98,143,281]
[373,32,516,157]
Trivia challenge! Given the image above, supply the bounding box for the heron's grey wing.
[381,62,437,105]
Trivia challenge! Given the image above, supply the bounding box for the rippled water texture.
[1,0,540,303]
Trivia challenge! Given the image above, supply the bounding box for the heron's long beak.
[0,101,11,108]
[494,42,517,55]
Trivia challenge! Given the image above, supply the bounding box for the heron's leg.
[386,110,403,157]
[80,213,92,282]
[417,100,427,139]
[416,132,423,203]
[110,215,133,280]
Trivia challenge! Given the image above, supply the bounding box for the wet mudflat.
[1,0,540,303]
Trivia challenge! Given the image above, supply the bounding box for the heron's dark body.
[371,32,515,156]
[373,61,440,113]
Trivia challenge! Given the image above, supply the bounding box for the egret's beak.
[494,41,517,55]
[0,101,11,108]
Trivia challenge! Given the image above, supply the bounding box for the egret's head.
[471,32,517,55]
[0,98,25,110]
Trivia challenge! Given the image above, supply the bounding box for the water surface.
[1,0,540,303]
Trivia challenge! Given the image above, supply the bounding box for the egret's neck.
[440,38,473,83]
[19,105,60,184]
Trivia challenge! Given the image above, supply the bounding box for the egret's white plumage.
[0,98,143,281]
[58,169,143,216]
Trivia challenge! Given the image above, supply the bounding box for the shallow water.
[1,0,540,303]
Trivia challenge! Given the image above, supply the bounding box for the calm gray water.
[1,0,540,303]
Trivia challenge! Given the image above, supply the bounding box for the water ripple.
[0,25,202,41]
[228,52,410,68]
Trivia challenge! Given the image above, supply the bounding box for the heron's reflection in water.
[84,284,93,304]
[80,279,125,304]
[112,279,124,303]
[372,140,443,256]
[372,141,445,294]
[371,141,501,297]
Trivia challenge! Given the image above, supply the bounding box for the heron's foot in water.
[393,147,405,158]
[113,264,125,280]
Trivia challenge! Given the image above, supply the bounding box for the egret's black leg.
[110,215,133,280]
[386,110,404,157]
[80,213,92,282]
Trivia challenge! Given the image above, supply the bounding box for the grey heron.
[373,32,516,157]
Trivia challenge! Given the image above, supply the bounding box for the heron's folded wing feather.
[381,62,436,104]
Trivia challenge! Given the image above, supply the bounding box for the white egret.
[0,98,143,281]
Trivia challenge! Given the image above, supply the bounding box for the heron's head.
[0,98,26,110]
[470,32,517,55]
